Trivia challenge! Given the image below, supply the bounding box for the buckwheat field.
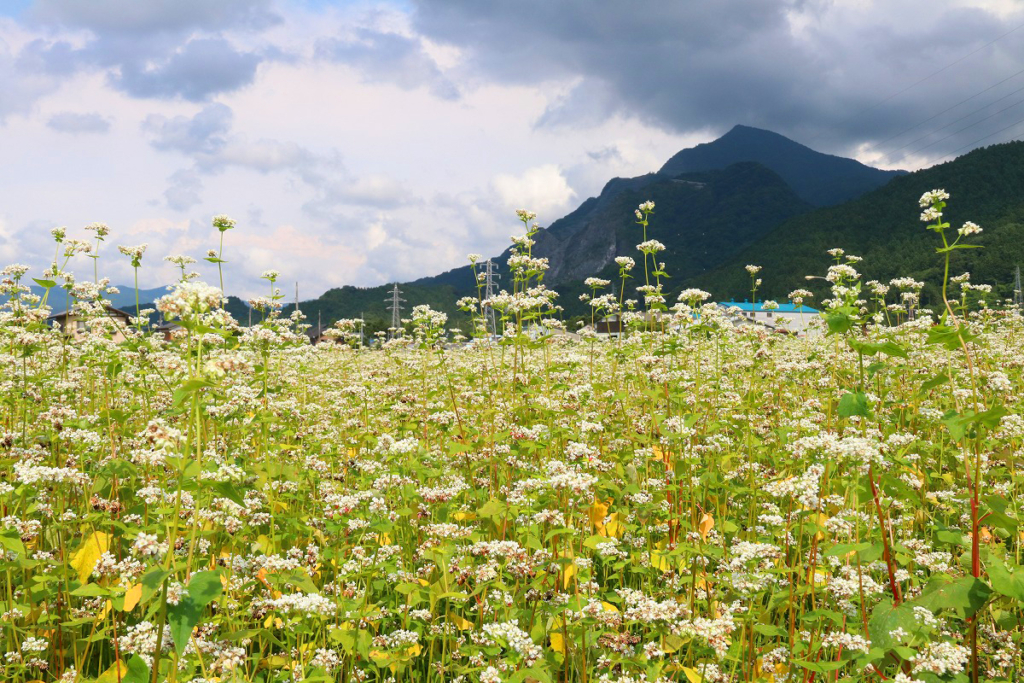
[1,195,1021,683]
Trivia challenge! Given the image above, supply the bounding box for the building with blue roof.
[716,299,820,334]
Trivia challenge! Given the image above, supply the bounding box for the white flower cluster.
[156,281,223,321]
[481,621,542,665]
[261,592,335,616]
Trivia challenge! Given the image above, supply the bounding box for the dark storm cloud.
[17,0,276,103]
[46,111,111,134]
[411,0,1024,159]
[315,27,459,100]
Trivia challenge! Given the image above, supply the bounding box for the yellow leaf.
[450,615,475,630]
[122,583,142,612]
[589,499,611,533]
[662,634,689,653]
[406,643,422,657]
[550,631,564,653]
[562,562,577,590]
[815,512,828,542]
[651,540,672,572]
[600,601,618,612]
[452,511,476,521]
[698,513,714,542]
[681,666,703,683]
[256,567,271,588]
[95,659,127,682]
[377,532,392,545]
[418,578,429,587]
[71,531,110,584]
[604,512,623,538]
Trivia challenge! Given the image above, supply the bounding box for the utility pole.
[481,259,500,336]
[385,284,405,339]
[360,312,365,348]
[1015,265,1022,307]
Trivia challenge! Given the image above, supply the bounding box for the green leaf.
[987,557,1024,602]
[838,392,871,419]
[918,371,950,395]
[826,312,854,336]
[32,278,57,289]
[868,599,919,651]
[168,570,223,653]
[792,658,846,673]
[912,576,992,619]
[123,655,150,683]
[0,529,27,556]
[477,498,506,519]
[824,542,872,558]
[926,324,976,351]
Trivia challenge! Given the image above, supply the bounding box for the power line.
[933,113,1024,163]
[885,95,1024,165]
[864,67,1024,162]
[810,17,1024,142]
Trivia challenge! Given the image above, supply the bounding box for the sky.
[1,0,1023,299]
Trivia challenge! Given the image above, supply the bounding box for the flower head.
[212,214,236,232]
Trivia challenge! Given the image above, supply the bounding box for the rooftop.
[717,300,818,313]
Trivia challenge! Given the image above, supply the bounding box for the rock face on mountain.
[534,162,811,286]
[659,125,905,207]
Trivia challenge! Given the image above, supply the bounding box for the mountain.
[659,125,906,207]
[685,140,1024,303]
[12,284,171,311]
[282,126,912,326]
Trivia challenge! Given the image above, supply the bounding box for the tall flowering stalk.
[208,214,236,298]
[118,244,148,330]
[920,189,995,683]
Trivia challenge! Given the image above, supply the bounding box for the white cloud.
[492,164,577,219]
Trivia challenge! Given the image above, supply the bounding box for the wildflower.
[51,226,66,242]
[958,221,982,236]
[919,189,949,207]
[117,244,148,268]
[84,222,110,238]
[746,265,762,275]
[467,253,483,263]
[615,256,635,271]
[155,281,223,321]
[636,240,666,253]
[212,214,236,232]
[515,209,537,222]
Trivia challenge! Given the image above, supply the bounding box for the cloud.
[30,0,279,35]
[492,164,577,218]
[316,27,459,100]
[46,110,112,133]
[164,168,203,211]
[113,37,262,101]
[411,0,1024,160]
[19,1,279,104]
[143,103,233,155]
[0,37,63,121]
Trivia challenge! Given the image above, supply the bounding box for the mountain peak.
[659,125,904,207]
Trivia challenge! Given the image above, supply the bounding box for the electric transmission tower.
[385,283,405,338]
[481,259,500,336]
[1015,265,1022,307]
